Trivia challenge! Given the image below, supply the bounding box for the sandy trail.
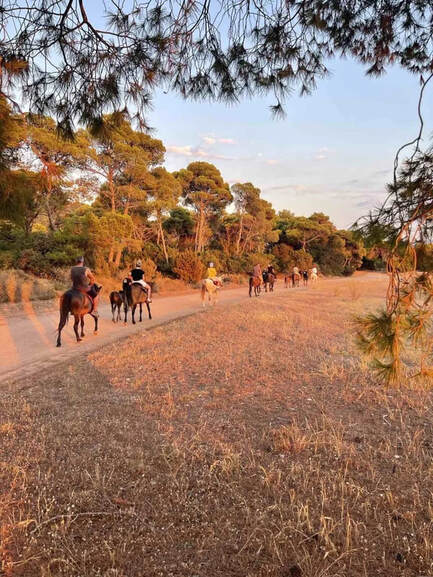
[0,285,256,383]
[0,274,382,384]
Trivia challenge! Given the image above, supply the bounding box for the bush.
[0,270,56,302]
[245,253,274,273]
[140,258,158,281]
[174,250,205,283]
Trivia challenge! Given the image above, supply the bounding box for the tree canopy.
[2,1,433,131]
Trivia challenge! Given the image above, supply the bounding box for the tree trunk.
[108,168,116,212]
[158,218,169,263]
[114,244,124,268]
[236,213,244,255]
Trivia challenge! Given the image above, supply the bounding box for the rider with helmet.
[130,260,152,302]
[206,262,222,286]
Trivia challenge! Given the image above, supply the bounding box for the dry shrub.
[138,257,157,282]
[269,423,310,454]
[174,249,205,283]
[0,270,56,302]
[347,280,361,301]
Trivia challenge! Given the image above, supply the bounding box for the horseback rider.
[267,264,276,276]
[70,256,100,311]
[293,265,300,276]
[206,262,222,286]
[253,263,262,279]
[130,260,152,303]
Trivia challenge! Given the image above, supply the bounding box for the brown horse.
[291,272,301,287]
[110,290,126,322]
[56,284,102,347]
[263,271,276,292]
[123,279,152,324]
[249,276,261,297]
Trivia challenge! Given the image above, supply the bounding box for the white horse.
[201,278,222,307]
[310,269,318,284]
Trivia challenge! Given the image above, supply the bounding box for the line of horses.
[56,277,152,347]
[57,269,318,346]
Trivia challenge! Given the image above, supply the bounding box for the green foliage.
[174,250,205,284]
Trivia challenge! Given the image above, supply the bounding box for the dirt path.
[0,285,250,383]
[0,275,380,384]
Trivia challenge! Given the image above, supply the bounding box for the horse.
[122,278,152,324]
[263,271,276,292]
[201,278,222,307]
[291,272,301,288]
[249,276,261,297]
[284,274,291,288]
[56,284,102,347]
[109,290,126,322]
[310,269,318,285]
[302,270,309,287]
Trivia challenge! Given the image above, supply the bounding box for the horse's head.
[93,283,103,295]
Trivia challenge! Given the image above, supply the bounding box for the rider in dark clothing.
[70,256,100,310]
[129,260,152,302]
[267,265,276,276]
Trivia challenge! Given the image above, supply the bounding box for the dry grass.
[0,270,56,303]
[1,274,433,576]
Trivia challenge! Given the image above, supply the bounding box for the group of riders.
[69,255,318,310]
[70,256,152,313]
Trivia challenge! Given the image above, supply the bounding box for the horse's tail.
[59,292,71,325]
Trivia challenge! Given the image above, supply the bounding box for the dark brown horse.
[249,276,261,297]
[56,284,102,347]
[263,271,276,292]
[110,290,126,322]
[123,279,152,324]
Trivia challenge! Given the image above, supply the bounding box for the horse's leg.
[111,302,115,322]
[132,304,136,324]
[73,315,82,342]
[56,312,67,347]
[80,315,85,337]
[146,302,152,319]
[249,279,252,297]
[124,302,128,324]
[91,313,98,334]
[139,302,143,322]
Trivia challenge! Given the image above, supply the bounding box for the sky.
[76,3,433,230]
[147,59,433,229]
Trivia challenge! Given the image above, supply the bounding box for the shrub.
[0,270,56,302]
[174,250,205,283]
[245,252,274,273]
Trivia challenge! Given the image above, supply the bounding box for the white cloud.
[313,147,330,161]
[166,145,194,156]
[166,143,236,161]
[202,135,235,145]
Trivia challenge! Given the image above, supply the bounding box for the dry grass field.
[1,274,433,577]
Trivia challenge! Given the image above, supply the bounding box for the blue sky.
[81,3,433,229]
[148,59,433,229]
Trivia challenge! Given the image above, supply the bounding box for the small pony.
[109,290,126,322]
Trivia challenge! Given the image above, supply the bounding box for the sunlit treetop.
[1,1,433,134]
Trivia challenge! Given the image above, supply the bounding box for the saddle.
[76,287,95,313]
[131,281,149,294]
